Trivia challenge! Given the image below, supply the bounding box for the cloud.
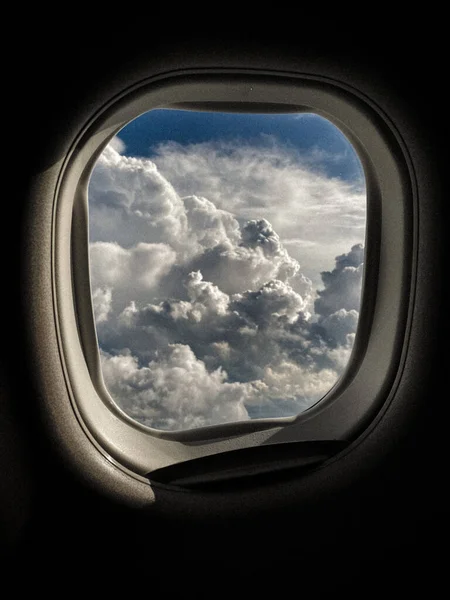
[100,345,253,431]
[232,278,309,325]
[89,143,314,305]
[97,263,359,429]
[89,241,177,315]
[314,244,364,317]
[318,309,359,346]
[183,194,241,251]
[92,287,112,324]
[89,140,365,286]
[184,270,230,318]
[109,135,126,154]
[184,218,310,297]
[149,139,366,285]
[87,139,365,430]
[88,144,188,249]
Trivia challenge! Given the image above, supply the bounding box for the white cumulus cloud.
[150,139,366,286]
[101,345,253,431]
[92,287,112,324]
[89,241,176,315]
[87,137,365,430]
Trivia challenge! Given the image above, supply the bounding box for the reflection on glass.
[88,110,366,431]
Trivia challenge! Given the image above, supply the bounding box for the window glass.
[88,110,366,431]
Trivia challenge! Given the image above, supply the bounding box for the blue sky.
[116,109,364,183]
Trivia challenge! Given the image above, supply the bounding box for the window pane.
[88,109,366,431]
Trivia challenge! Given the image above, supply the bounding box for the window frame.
[54,70,414,481]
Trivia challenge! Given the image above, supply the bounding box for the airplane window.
[87,109,366,432]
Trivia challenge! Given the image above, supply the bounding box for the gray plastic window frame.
[55,70,413,480]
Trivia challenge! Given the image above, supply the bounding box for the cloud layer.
[88,136,365,430]
[149,139,366,286]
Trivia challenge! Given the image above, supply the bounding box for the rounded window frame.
[54,70,414,480]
